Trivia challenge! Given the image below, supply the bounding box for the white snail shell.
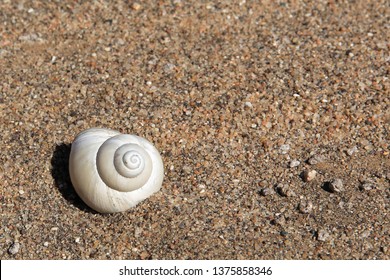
[69,128,164,213]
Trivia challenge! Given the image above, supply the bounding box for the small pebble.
[276,183,296,197]
[280,230,288,236]
[347,146,358,156]
[131,3,142,10]
[163,63,176,74]
[280,144,290,154]
[317,229,330,242]
[360,181,376,191]
[289,160,300,168]
[182,165,192,174]
[328,178,344,193]
[244,101,253,108]
[298,200,313,214]
[260,187,275,196]
[302,170,317,182]
[140,251,150,260]
[8,242,20,255]
[43,242,49,247]
[360,230,371,239]
[308,154,325,165]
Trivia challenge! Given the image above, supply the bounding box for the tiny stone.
[260,187,275,196]
[140,251,150,260]
[18,189,25,195]
[302,170,317,182]
[289,160,300,168]
[182,165,191,174]
[308,154,325,165]
[163,63,175,74]
[280,230,288,236]
[131,3,142,10]
[75,237,80,243]
[43,242,49,247]
[8,242,20,255]
[317,229,330,242]
[244,101,253,108]
[360,181,376,191]
[298,200,313,214]
[280,144,290,154]
[276,183,295,197]
[364,144,374,151]
[291,37,299,44]
[134,227,143,238]
[376,42,386,49]
[329,178,344,193]
[360,230,370,239]
[347,146,358,156]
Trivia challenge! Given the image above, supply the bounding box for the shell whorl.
[97,135,153,192]
[69,128,164,213]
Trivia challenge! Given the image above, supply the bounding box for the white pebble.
[302,170,317,182]
[347,146,358,156]
[280,144,290,154]
[260,187,275,196]
[298,200,313,214]
[317,229,330,242]
[244,101,253,108]
[8,242,20,255]
[308,154,325,165]
[289,160,300,168]
[360,181,376,191]
[329,178,344,193]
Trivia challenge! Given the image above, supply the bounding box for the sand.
[0,0,389,259]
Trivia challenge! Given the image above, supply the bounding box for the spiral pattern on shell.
[69,128,164,213]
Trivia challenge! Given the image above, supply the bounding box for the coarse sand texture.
[0,1,389,259]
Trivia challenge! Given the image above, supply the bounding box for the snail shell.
[69,128,164,213]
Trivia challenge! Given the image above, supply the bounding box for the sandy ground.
[0,0,389,259]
